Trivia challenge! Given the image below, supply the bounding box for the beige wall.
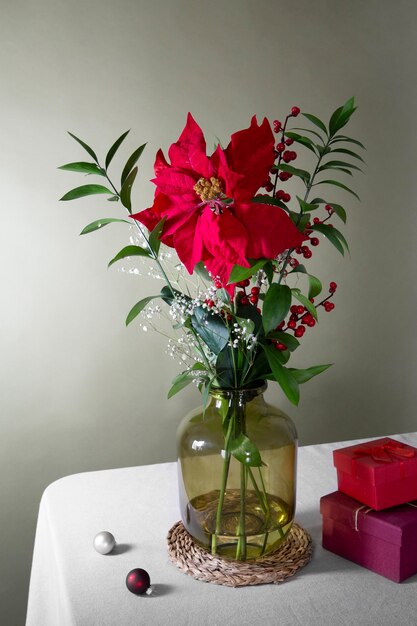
[1,0,417,622]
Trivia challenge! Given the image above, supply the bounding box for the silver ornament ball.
[94,531,116,555]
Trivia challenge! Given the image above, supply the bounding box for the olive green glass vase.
[177,383,297,561]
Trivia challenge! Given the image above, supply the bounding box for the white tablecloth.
[26,433,417,626]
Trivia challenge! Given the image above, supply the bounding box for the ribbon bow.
[357,441,415,464]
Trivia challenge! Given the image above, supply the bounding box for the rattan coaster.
[167,521,313,587]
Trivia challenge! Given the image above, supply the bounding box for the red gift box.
[321,491,417,582]
[333,437,417,510]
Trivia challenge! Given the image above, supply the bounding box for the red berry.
[283,150,292,163]
[256,307,262,314]
[303,249,312,258]
[310,237,319,246]
[275,342,287,351]
[290,151,297,160]
[325,204,333,213]
[276,142,285,153]
[249,295,258,304]
[279,172,292,181]
[296,305,305,315]
[283,193,291,203]
[214,280,222,288]
[287,320,296,329]
[313,217,321,224]
[307,318,316,327]
[275,321,285,330]
[244,279,250,287]
[285,138,294,146]
[289,257,299,268]
[264,182,274,192]
[207,299,215,308]
[276,189,286,200]
[290,305,298,314]
[291,106,301,117]
[324,301,335,312]
[240,296,249,306]
[329,282,337,293]
[237,281,245,288]
[273,120,282,132]
[294,325,305,338]
[251,286,260,295]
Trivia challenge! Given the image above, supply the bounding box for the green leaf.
[108,244,151,267]
[311,223,349,255]
[252,195,288,211]
[160,285,185,306]
[313,179,360,200]
[191,307,229,355]
[288,363,332,384]
[80,218,130,235]
[228,259,268,284]
[228,434,263,467]
[107,195,119,202]
[263,284,292,334]
[329,98,356,136]
[330,147,365,162]
[217,288,231,306]
[235,316,255,336]
[319,160,362,173]
[284,132,318,154]
[266,331,300,351]
[308,274,322,299]
[278,164,310,184]
[60,184,114,201]
[67,132,98,162]
[297,196,319,213]
[194,261,211,282]
[318,165,353,176]
[292,127,325,143]
[121,143,147,185]
[302,113,328,135]
[105,130,130,169]
[215,346,235,388]
[291,288,318,320]
[167,376,194,399]
[120,166,138,213]
[58,162,105,176]
[264,345,299,405]
[168,364,207,399]
[125,295,159,326]
[148,217,166,257]
[289,210,310,232]
[330,135,366,149]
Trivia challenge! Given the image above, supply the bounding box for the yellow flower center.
[193,177,223,201]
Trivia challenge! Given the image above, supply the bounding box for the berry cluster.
[263,106,300,192]
[271,282,338,351]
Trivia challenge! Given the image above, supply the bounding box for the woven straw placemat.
[167,521,313,587]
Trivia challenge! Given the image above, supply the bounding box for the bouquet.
[60,98,364,559]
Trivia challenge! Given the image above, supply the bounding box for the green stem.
[236,463,247,560]
[211,408,234,555]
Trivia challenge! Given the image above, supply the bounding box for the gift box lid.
[320,490,417,546]
[333,437,417,485]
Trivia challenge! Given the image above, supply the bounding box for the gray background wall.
[1,0,416,623]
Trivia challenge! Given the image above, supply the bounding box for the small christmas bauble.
[93,531,116,555]
[126,568,151,595]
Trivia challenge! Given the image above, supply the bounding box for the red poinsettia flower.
[131,114,304,288]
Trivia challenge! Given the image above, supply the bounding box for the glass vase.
[177,383,297,561]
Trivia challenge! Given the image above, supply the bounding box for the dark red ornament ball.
[126,568,151,595]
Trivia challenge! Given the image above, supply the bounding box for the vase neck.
[210,383,267,404]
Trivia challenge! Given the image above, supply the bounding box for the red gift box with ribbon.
[320,490,417,582]
[333,437,417,510]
